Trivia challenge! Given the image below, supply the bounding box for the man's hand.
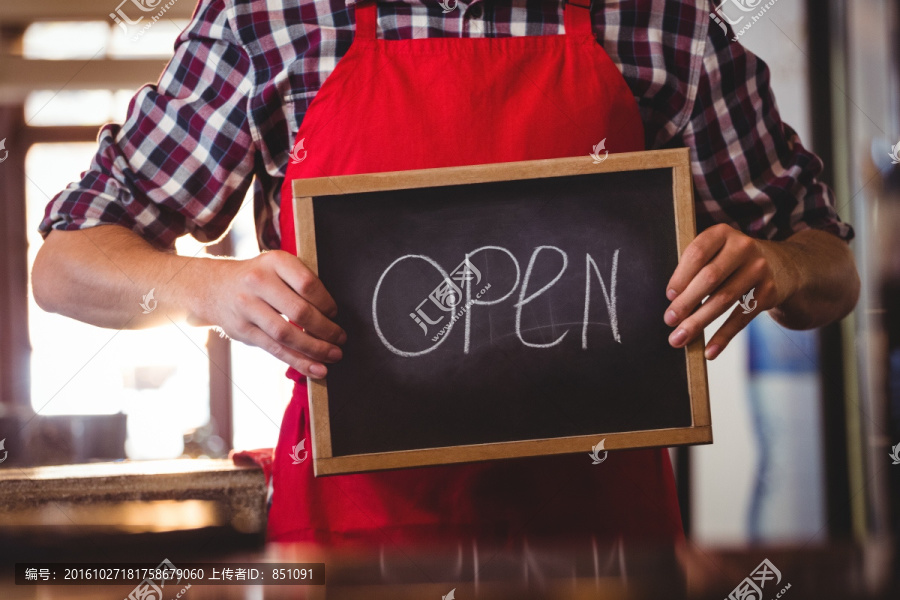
[33,226,345,380]
[195,251,346,379]
[663,224,859,360]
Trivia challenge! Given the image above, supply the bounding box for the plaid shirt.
[40,0,853,250]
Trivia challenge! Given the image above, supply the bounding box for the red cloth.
[267,0,684,547]
[230,448,275,484]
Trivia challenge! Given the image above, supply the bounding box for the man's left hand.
[663,223,798,360]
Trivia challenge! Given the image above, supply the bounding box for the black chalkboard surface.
[292,149,711,476]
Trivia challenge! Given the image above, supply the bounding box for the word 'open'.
[372,245,621,358]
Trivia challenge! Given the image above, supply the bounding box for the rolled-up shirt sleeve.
[676,26,854,243]
[39,0,254,250]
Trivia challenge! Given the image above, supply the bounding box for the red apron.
[273,0,683,547]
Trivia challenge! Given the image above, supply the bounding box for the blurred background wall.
[0,1,293,468]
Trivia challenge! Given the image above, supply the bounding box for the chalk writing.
[372,246,622,357]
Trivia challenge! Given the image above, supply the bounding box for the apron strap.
[355,1,377,41]
[564,0,594,37]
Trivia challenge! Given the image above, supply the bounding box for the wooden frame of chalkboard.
[293,148,711,476]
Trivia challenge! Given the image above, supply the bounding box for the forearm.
[32,225,217,330]
[763,228,860,330]
[33,224,345,378]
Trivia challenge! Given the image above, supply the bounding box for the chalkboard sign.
[292,149,711,476]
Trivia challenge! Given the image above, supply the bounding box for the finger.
[665,232,751,326]
[239,322,330,379]
[667,264,757,348]
[247,298,343,363]
[255,273,346,344]
[666,224,732,301]
[273,253,339,318]
[704,303,758,360]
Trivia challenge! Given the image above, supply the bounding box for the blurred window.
[26,143,211,459]
[18,18,286,461]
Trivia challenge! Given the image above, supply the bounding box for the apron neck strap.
[564,1,594,37]
[355,1,377,40]
[354,1,594,41]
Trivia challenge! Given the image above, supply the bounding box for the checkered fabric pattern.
[39,0,853,250]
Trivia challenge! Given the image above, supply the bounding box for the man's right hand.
[199,251,346,379]
[33,226,345,380]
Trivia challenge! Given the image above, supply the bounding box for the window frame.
[0,111,235,465]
